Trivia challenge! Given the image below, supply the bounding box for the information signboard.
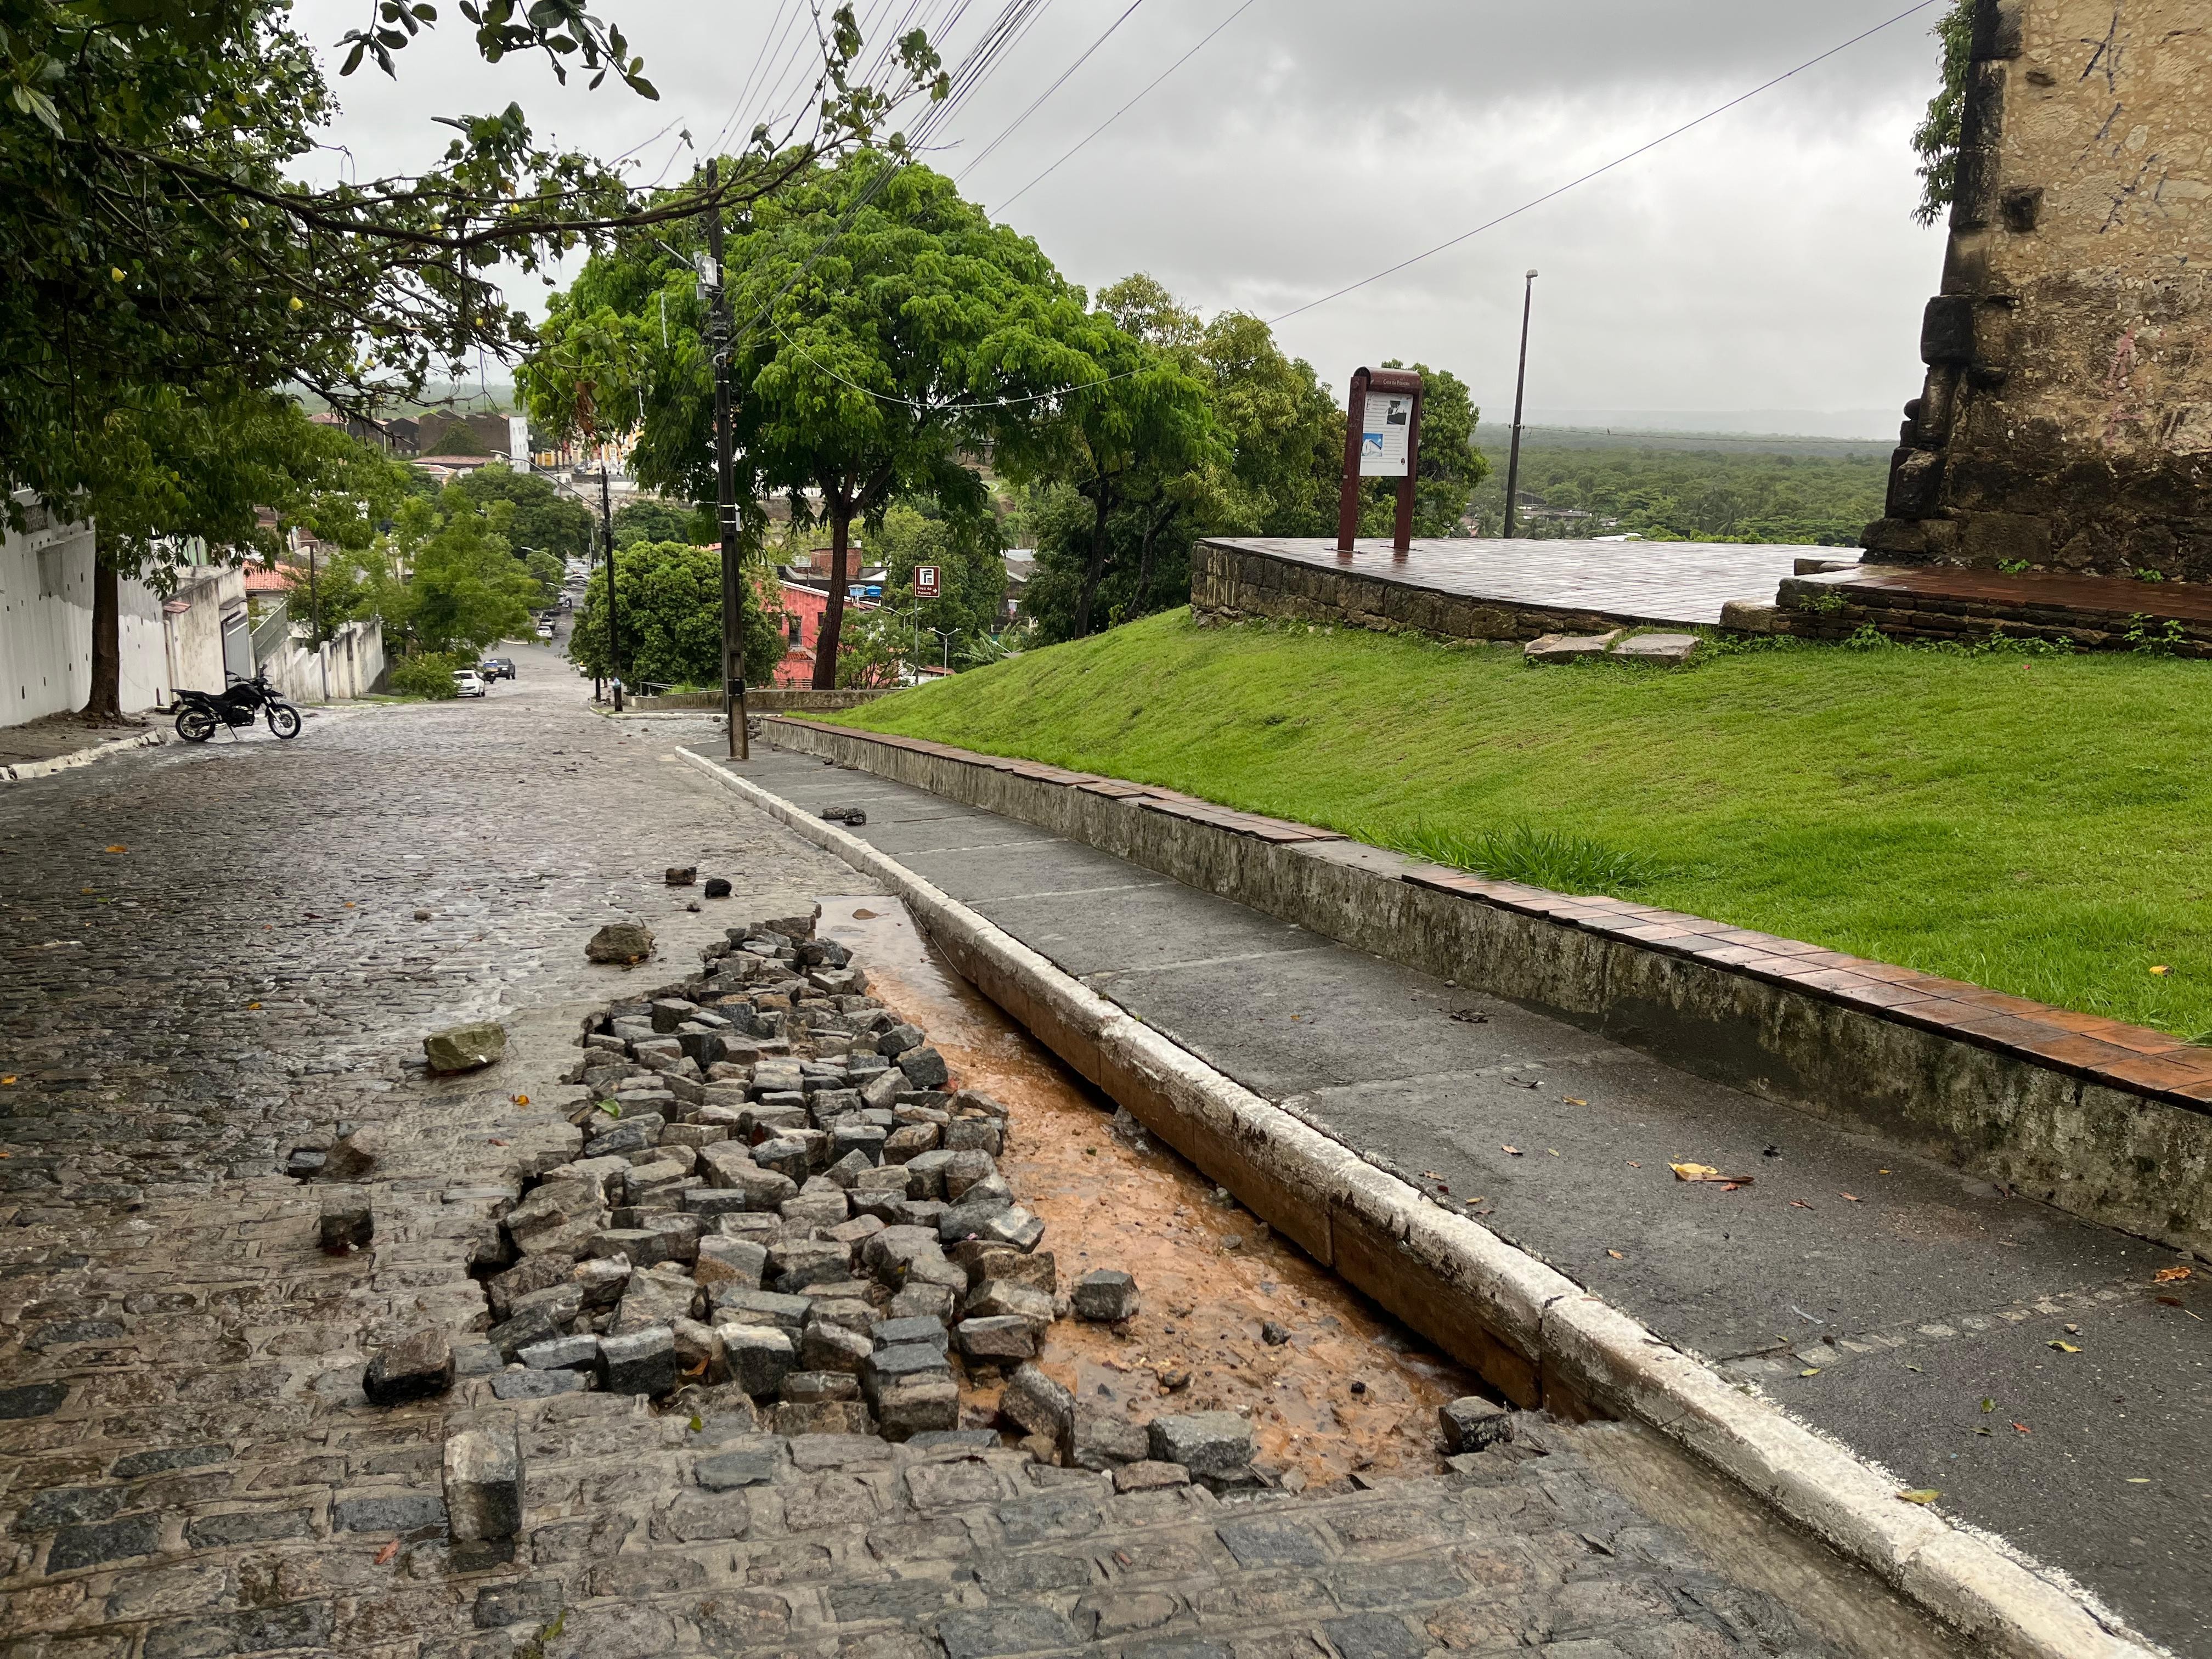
[1335,366,1424,552]
[1358,390,1415,478]
[914,565,941,598]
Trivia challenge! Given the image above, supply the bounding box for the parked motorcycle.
[173,670,302,743]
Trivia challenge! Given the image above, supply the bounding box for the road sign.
[914,565,941,597]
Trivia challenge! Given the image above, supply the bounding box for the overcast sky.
[292,0,1952,436]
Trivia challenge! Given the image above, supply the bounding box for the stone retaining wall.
[1189,539,1665,642]
[624,689,892,714]
[763,716,2212,1257]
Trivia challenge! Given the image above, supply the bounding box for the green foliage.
[449,464,595,560]
[1468,442,1887,544]
[389,651,470,699]
[831,608,2212,1039]
[371,488,539,653]
[1911,1,1978,227]
[1372,821,1657,895]
[868,501,1009,650]
[613,498,712,549]
[568,539,783,687]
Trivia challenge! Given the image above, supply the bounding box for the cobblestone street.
[0,661,1934,1658]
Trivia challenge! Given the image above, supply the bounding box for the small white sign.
[1358,390,1413,478]
[914,565,941,597]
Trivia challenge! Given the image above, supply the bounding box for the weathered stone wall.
[1864,0,2212,578]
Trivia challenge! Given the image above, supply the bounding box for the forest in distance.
[1465,427,1892,546]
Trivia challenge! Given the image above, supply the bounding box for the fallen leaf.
[1840,1192,1861,1202]
[2127,1477,2151,1484]
[247,1001,262,1010]
[2154,1265,2192,1284]
[1547,1148,1560,1157]
[1902,1363,1922,1373]
[2157,1295,2183,1307]
[689,1413,705,1433]
[1972,1425,1992,1435]
[1606,1249,1626,1260]
[1789,1199,1815,1210]
[1502,1146,1523,1156]
[0,1076,13,1086]
[1878,1168,1891,1174]
[1564,1096,1587,1106]
[1799,1367,1820,1377]
[1672,1163,1753,1184]
[2012,1421,2031,1434]
[488,1138,509,1147]
[1627,1161,1641,1167]
[513,1093,530,1107]
[344,902,356,909]
[1980,1397,1996,1413]
[1898,1489,1940,1504]
[2150,964,2171,976]
[374,1541,400,1566]
[103,844,126,853]
[2049,1340,2081,1353]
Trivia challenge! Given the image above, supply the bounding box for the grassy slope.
[832,610,2212,1039]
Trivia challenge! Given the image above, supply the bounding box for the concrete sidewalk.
[732,743,2210,1656]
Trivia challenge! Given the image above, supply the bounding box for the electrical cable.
[1268,0,1944,325]
[992,0,1253,215]
[953,0,1141,182]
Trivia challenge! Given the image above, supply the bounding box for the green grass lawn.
[828,610,2212,1040]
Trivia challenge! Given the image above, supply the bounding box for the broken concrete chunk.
[586,921,656,965]
[425,1020,506,1074]
[1070,1269,1138,1323]
[363,1327,454,1406]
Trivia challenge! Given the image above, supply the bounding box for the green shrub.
[390,651,469,699]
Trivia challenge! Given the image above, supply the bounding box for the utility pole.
[1502,269,1537,540]
[600,464,622,712]
[701,158,749,761]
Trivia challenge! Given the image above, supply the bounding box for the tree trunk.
[1134,500,1176,613]
[813,501,851,689]
[1073,489,1114,638]
[81,545,123,721]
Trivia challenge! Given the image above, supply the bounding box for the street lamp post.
[930,628,955,674]
[599,465,622,712]
[1502,269,1537,540]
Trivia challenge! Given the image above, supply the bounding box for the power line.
[1268,0,1944,325]
[993,0,1254,215]
[953,0,1144,183]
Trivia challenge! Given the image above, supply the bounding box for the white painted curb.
[0,726,171,782]
[678,744,2158,1659]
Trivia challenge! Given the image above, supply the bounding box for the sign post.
[913,565,941,599]
[1334,365,1424,555]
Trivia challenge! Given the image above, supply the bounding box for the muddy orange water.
[821,895,1478,1486]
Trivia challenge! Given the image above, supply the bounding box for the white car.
[535,623,556,641]
[452,669,488,698]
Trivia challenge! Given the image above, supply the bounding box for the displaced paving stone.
[1523,628,1622,664]
[1111,1460,1191,1493]
[443,1419,524,1541]
[424,1019,506,1073]
[1071,1401,1150,1470]
[1439,1395,1516,1453]
[362,1327,453,1406]
[956,1313,1037,1360]
[318,1185,372,1252]
[1070,1268,1139,1322]
[999,1361,1074,1444]
[720,1324,797,1395]
[1148,1412,1254,1478]
[1612,630,1700,662]
[596,1325,678,1397]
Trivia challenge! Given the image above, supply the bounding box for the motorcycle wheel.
[267,704,302,740]
[175,707,217,743]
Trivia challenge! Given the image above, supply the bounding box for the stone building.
[1864,0,2211,579]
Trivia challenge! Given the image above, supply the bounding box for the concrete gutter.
[754,716,2212,1262]
[0,726,171,782]
[679,743,2154,1659]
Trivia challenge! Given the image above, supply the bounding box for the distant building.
[309,410,419,456]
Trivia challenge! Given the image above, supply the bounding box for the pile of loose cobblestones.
[427,906,1290,1500]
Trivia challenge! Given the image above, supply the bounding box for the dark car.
[479,657,518,681]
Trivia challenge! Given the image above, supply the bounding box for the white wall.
[1,498,96,726]
[166,564,243,698]
[261,617,386,704]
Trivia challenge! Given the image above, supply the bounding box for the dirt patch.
[822,895,1480,1487]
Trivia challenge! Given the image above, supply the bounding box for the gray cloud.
[294,0,1955,432]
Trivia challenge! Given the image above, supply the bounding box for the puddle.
[821,895,1478,1485]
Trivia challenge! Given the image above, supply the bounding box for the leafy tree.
[869,501,1009,650]
[528,154,1115,685]
[450,463,595,560]
[1369,360,1487,538]
[613,498,712,549]
[1911,1,1978,226]
[68,392,409,713]
[371,488,538,654]
[568,539,783,687]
